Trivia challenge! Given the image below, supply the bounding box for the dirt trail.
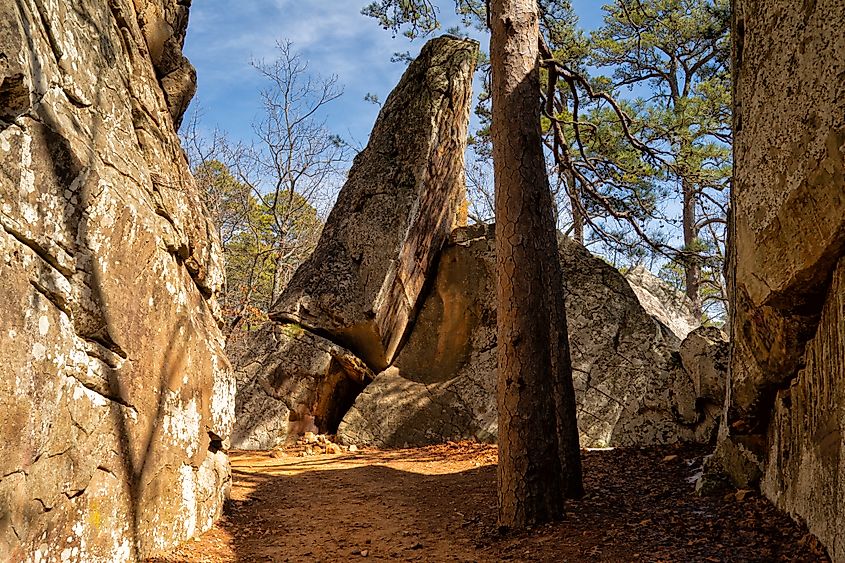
[151,443,827,562]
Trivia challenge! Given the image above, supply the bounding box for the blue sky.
[183,1,605,149]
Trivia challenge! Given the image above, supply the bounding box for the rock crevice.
[715,0,845,559]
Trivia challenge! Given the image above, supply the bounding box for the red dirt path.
[150,442,828,562]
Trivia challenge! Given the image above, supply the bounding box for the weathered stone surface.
[338,228,497,447]
[0,1,233,560]
[624,265,698,341]
[135,0,197,128]
[563,239,716,447]
[679,326,729,406]
[761,258,845,560]
[231,323,373,450]
[719,1,845,559]
[270,36,478,371]
[339,225,719,448]
[728,0,845,430]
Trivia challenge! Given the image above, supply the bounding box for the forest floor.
[150,442,829,562]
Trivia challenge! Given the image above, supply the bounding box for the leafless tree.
[180,42,351,340]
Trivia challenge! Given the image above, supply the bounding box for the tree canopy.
[380,0,731,321]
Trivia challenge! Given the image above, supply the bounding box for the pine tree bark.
[675,100,703,320]
[490,0,583,529]
[682,176,702,319]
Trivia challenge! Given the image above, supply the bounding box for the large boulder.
[270,36,478,371]
[338,225,722,448]
[561,240,714,447]
[0,1,233,560]
[719,0,845,558]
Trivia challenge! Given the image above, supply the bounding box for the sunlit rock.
[339,225,723,449]
[0,0,232,559]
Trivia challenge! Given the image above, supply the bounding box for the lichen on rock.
[717,0,845,559]
[230,36,480,450]
[0,0,233,559]
[338,225,724,449]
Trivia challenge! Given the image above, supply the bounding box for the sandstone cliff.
[0,1,233,560]
[718,0,845,560]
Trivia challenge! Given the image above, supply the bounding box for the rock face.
[0,1,233,560]
[679,326,728,407]
[338,227,498,447]
[762,262,845,557]
[563,239,716,447]
[624,265,698,341]
[720,1,845,559]
[231,323,373,450]
[270,36,478,371]
[338,225,723,448]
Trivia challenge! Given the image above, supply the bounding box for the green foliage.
[194,159,252,247]
[193,160,323,332]
[361,0,732,319]
[361,0,441,38]
[364,92,382,106]
[362,0,488,38]
[543,0,731,319]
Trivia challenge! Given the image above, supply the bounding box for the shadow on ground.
[150,444,829,562]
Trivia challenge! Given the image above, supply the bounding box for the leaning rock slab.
[339,225,717,448]
[231,323,373,450]
[270,36,478,371]
[0,1,233,560]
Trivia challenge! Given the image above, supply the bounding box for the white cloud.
[183,0,496,151]
[185,0,429,143]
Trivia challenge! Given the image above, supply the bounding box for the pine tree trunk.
[490,0,583,529]
[682,177,702,319]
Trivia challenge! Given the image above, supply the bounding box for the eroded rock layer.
[721,1,845,559]
[0,1,233,560]
[338,225,723,448]
[762,258,845,560]
[231,323,373,450]
[270,36,478,371]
